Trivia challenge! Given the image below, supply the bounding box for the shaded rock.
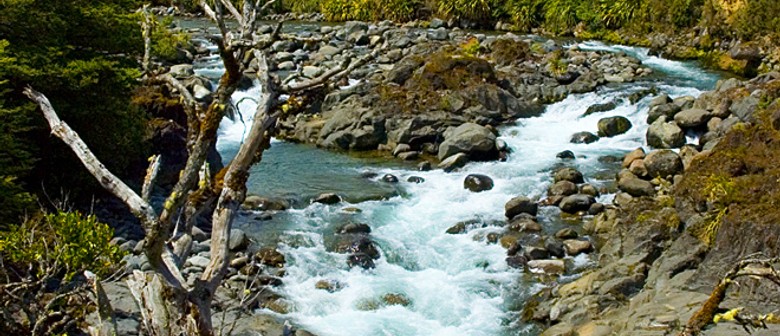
[438,153,469,172]
[563,239,593,255]
[548,181,578,197]
[407,176,425,183]
[382,174,399,183]
[597,116,632,137]
[255,248,286,267]
[524,246,550,260]
[506,255,528,269]
[646,119,685,149]
[229,229,249,251]
[583,101,617,116]
[505,196,538,218]
[438,123,498,161]
[464,174,494,192]
[545,240,566,258]
[559,194,595,214]
[644,149,683,179]
[347,253,375,269]
[588,202,605,215]
[337,223,372,234]
[556,150,575,159]
[647,103,682,124]
[527,259,565,274]
[553,167,584,184]
[674,108,710,128]
[313,193,341,204]
[570,131,599,144]
[618,170,655,197]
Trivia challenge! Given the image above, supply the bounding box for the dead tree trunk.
[26,0,380,335]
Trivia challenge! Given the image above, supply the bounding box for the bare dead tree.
[679,256,780,336]
[24,0,379,335]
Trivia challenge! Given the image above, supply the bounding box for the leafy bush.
[0,211,125,281]
[502,0,544,31]
[542,0,580,33]
[436,0,496,24]
[597,0,642,28]
[730,0,780,39]
[149,15,191,62]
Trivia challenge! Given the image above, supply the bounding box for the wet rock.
[230,256,249,268]
[548,181,578,197]
[506,255,528,269]
[418,161,432,171]
[507,215,542,232]
[563,239,593,255]
[617,170,655,197]
[464,174,494,192]
[438,153,469,172]
[315,279,344,293]
[588,202,605,215]
[583,101,617,116]
[545,240,566,258]
[382,174,399,183]
[555,228,578,239]
[644,150,683,179]
[382,293,412,306]
[255,248,286,267]
[524,246,550,260]
[229,229,249,251]
[505,196,538,218]
[674,108,711,128]
[556,150,575,159]
[438,123,498,161]
[347,253,375,269]
[553,167,585,184]
[337,223,372,234]
[397,151,419,161]
[559,194,595,214]
[407,176,425,183]
[597,116,632,137]
[570,131,599,144]
[579,184,600,197]
[646,119,685,149]
[527,259,565,274]
[243,196,289,211]
[647,103,682,124]
[313,193,341,204]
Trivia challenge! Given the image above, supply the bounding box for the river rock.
[556,150,575,159]
[438,123,498,161]
[313,193,341,204]
[507,215,542,232]
[628,159,648,177]
[646,119,685,149]
[438,153,469,172]
[505,196,538,218]
[506,255,528,269]
[524,246,550,260]
[559,194,595,213]
[570,131,599,144]
[563,239,593,255]
[617,170,655,197]
[337,223,372,234]
[647,103,682,124]
[622,148,645,168]
[315,279,344,293]
[347,253,375,269]
[649,93,672,108]
[243,196,289,211]
[597,116,632,137]
[255,248,286,267]
[397,151,419,160]
[407,176,425,183]
[644,150,683,179]
[583,101,617,116]
[229,229,249,251]
[527,259,565,274]
[187,255,210,269]
[545,240,566,258]
[555,228,578,239]
[548,181,578,197]
[382,174,399,183]
[464,174,494,192]
[170,64,194,78]
[553,167,584,184]
[427,27,448,41]
[674,108,710,128]
[302,65,323,78]
[393,144,411,156]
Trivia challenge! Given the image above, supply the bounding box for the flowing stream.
[193,27,725,335]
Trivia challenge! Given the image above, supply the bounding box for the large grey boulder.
[646,119,685,148]
[597,116,632,137]
[438,123,498,161]
[644,150,683,179]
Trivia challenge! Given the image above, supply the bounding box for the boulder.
[228,229,249,251]
[438,153,469,172]
[169,64,194,78]
[646,119,685,149]
[644,150,683,179]
[464,174,494,192]
[548,181,578,197]
[313,193,341,204]
[553,167,585,184]
[647,103,682,124]
[407,176,425,183]
[622,148,645,168]
[597,116,632,137]
[524,246,550,260]
[617,170,655,197]
[427,27,448,41]
[563,239,593,255]
[243,196,289,211]
[570,131,599,144]
[545,240,566,258]
[397,151,419,161]
[628,159,648,177]
[438,123,498,161]
[579,184,600,197]
[527,259,565,274]
[556,150,575,159]
[505,196,538,218]
[506,255,528,269]
[559,194,595,213]
[674,108,710,128]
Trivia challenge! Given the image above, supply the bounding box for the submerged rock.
[464,174,494,192]
[313,193,342,204]
[570,131,600,144]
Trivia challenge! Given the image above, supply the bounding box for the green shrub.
[502,0,544,31]
[597,0,642,28]
[543,0,580,33]
[0,211,125,281]
[436,0,496,24]
[149,15,190,62]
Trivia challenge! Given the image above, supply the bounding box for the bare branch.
[142,155,161,202]
[259,0,277,13]
[282,48,380,93]
[23,87,157,227]
[140,4,153,75]
[219,0,243,26]
[201,0,229,42]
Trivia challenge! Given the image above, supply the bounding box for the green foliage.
[730,0,780,39]
[437,0,496,24]
[597,0,642,28]
[321,0,422,21]
[149,15,190,62]
[542,0,580,33]
[502,0,544,31]
[0,211,125,280]
[285,0,323,13]
[461,37,482,57]
[0,0,148,200]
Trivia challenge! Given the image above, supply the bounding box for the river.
[191,22,725,335]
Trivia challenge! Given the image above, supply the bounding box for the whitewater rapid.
[208,41,722,335]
